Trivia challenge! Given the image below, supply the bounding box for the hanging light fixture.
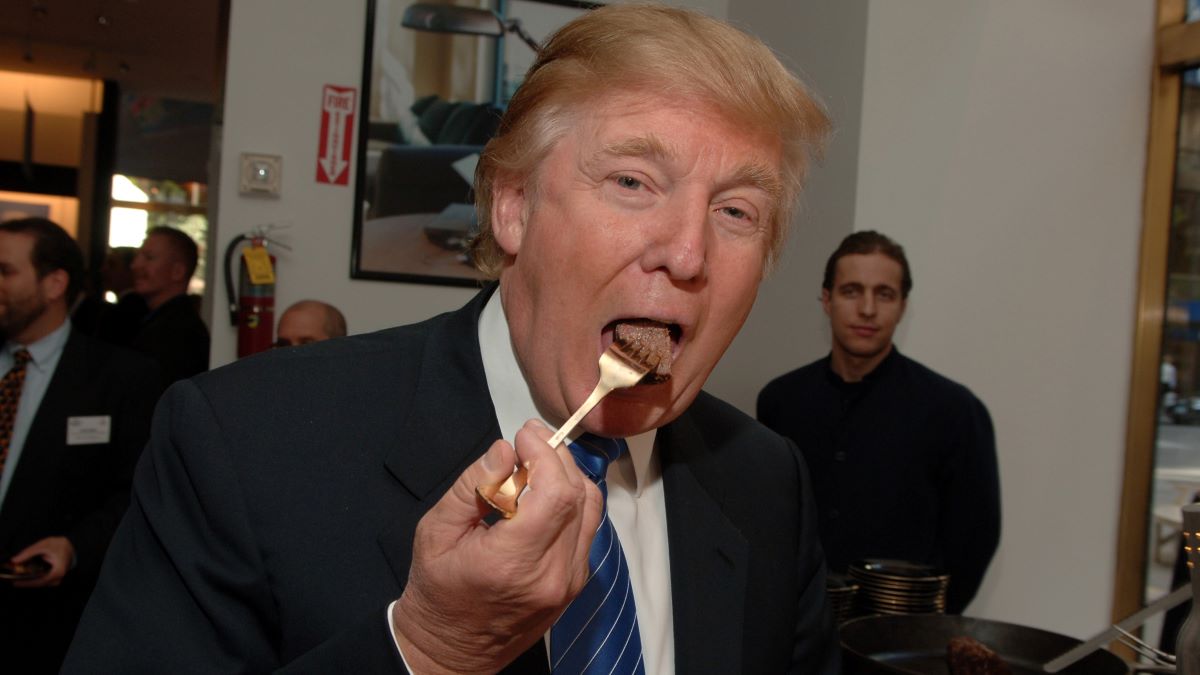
[23,1,48,64]
[401,3,541,52]
[84,0,109,74]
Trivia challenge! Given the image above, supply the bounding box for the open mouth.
[603,318,681,384]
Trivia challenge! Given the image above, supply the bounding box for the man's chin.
[582,392,684,439]
[841,339,891,361]
[0,317,32,340]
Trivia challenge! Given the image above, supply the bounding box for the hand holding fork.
[476,338,663,518]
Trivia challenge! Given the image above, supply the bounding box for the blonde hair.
[469,3,830,277]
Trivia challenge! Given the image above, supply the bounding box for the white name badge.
[67,415,111,446]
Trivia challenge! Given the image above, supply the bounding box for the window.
[1118,0,1200,649]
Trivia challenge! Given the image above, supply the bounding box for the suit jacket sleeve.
[63,379,407,673]
[938,391,1001,613]
[141,322,209,385]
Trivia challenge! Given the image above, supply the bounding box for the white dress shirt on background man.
[0,319,70,511]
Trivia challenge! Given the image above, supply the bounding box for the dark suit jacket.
[65,288,838,673]
[130,293,210,385]
[93,291,150,346]
[0,329,162,674]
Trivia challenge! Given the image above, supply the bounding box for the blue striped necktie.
[550,434,646,675]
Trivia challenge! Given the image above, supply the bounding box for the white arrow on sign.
[319,88,355,182]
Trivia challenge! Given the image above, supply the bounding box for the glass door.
[1147,66,1200,650]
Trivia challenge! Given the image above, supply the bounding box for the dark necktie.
[550,434,646,675]
[0,349,32,472]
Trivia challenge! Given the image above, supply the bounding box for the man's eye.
[615,175,642,190]
[721,206,749,220]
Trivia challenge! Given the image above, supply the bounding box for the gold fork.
[476,339,663,518]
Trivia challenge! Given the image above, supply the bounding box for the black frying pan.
[840,614,1130,675]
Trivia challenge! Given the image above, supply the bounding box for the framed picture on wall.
[351,0,600,286]
[0,192,80,234]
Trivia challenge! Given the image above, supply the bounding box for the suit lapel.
[374,286,550,674]
[376,287,502,585]
[660,409,748,674]
[0,331,85,547]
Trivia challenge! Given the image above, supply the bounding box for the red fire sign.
[316,84,356,185]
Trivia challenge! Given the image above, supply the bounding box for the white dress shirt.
[0,319,70,513]
[390,291,675,673]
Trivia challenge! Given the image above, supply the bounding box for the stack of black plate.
[847,559,949,616]
[825,573,859,625]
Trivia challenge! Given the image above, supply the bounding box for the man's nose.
[860,293,877,316]
[641,201,707,282]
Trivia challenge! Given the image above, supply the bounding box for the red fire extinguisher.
[224,228,288,358]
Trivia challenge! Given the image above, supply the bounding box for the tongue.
[613,319,672,383]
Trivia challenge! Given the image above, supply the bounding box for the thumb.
[11,543,44,564]
[429,439,519,533]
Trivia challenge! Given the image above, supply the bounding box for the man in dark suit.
[72,245,147,342]
[129,225,209,384]
[66,5,838,672]
[0,218,161,674]
[92,246,149,345]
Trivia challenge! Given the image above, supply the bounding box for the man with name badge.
[0,218,161,674]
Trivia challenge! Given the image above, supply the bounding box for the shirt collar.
[824,344,901,386]
[478,289,656,492]
[8,318,71,371]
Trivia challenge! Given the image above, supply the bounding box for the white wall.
[215,0,1156,640]
[849,0,1153,635]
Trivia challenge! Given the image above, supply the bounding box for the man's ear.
[169,259,189,285]
[40,269,69,304]
[820,288,831,317]
[490,175,528,256]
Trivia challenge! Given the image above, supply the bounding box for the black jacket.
[67,288,837,673]
[130,293,209,385]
